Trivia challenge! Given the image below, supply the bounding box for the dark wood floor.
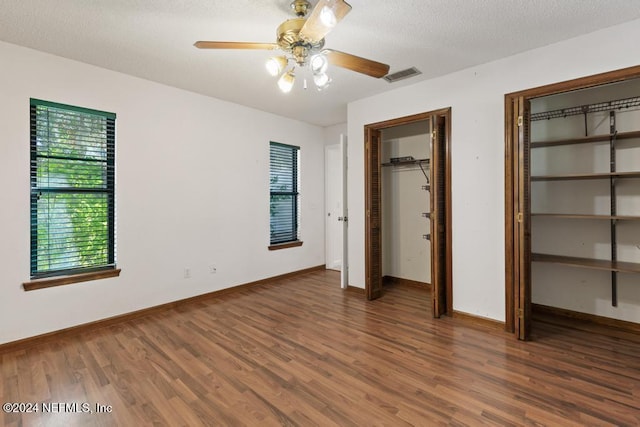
[2,270,639,426]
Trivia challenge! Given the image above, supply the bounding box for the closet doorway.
[505,65,640,340]
[364,108,452,317]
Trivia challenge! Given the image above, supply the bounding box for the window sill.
[23,268,121,291]
[268,241,303,251]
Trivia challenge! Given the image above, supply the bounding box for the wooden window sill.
[268,241,303,251]
[23,268,121,291]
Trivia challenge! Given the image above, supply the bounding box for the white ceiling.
[1,1,640,127]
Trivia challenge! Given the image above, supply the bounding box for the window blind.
[30,99,116,278]
[270,142,299,245]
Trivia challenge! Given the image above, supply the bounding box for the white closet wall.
[381,121,431,284]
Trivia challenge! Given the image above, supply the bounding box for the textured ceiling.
[1,1,640,126]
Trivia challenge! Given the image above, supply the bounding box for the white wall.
[347,19,640,321]
[0,41,326,344]
[324,122,347,146]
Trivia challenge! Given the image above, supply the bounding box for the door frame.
[504,65,640,339]
[364,108,453,316]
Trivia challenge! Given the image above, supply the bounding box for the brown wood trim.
[23,268,122,291]
[346,285,365,295]
[452,310,505,331]
[504,95,515,333]
[365,109,450,130]
[383,275,431,290]
[2,264,325,354]
[443,109,453,315]
[268,240,303,251]
[506,65,640,99]
[532,303,640,334]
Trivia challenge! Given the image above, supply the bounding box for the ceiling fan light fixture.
[195,0,391,93]
[278,69,296,93]
[266,55,288,76]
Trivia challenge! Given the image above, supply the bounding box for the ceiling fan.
[194,0,390,93]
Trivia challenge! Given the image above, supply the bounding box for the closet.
[529,78,640,326]
[365,108,451,317]
[380,121,431,288]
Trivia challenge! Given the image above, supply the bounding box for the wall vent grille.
[383,67,422,83]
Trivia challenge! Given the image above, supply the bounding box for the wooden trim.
[268,240,303,250]
[504,95,515,333]
[23,268,121,291]
[383,275,431,290]
[1,264,324,354]
[452,310,505,331]
[506,65,640,99]
[533,303,640,334]
[366,111,437,130]
[443,109,453,315]
[504,65,640,340]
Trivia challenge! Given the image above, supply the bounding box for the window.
[269,142,301,248]
[28,98,117,284]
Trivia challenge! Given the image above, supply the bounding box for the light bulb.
[314,72,330,89]
[310,54,328,74]
[278,70,295,93]
[320,6,337,28]
[266,56,287,77]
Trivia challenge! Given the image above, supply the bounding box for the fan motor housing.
[276,18,324,62]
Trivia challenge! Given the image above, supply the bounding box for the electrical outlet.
[184,268,191,279]
[209,265,217,274]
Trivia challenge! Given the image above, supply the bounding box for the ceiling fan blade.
[326,50,390,78]
[299,0,352,44]
[194,41,279,50]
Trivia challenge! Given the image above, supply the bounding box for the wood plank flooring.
[2,269,639,426]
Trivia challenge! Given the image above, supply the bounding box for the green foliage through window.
[269,142,299,244]
[30,99,116,278]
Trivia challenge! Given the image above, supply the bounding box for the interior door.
[325,143,343,271]
[431,115,447,317]
[366,128,383,300]
[513,96,532,340]
[340,134,349,289]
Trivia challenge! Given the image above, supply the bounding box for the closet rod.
[531,95,640,121]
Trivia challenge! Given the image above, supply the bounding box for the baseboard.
[383,275,431,290]
[532,303,640,334]
[346,285,365,295]
[452,310,506,331]
[0,264,325,354]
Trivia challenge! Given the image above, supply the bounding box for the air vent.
[383,67,422,83]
